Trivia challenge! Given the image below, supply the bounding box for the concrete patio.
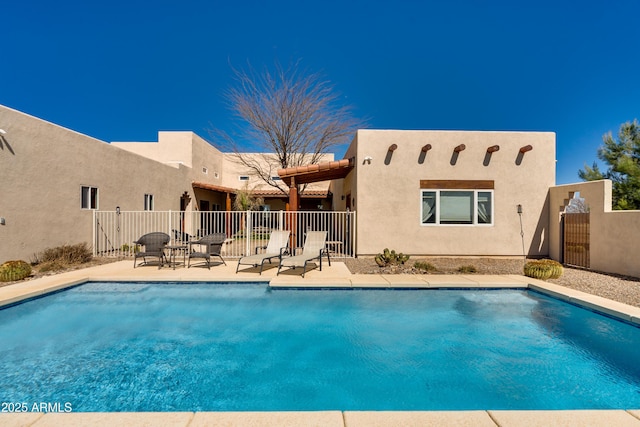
[1,260,639,427]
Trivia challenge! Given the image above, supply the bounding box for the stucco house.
[337,129,555,257]
[4,103,637,278]
[0,104,331,263]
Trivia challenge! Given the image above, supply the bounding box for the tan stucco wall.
[549,180,640,278]
[0,105,197,263]
[350,130,556,256]
[111,132,195,168]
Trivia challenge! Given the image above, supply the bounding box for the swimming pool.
[0,282,638,412]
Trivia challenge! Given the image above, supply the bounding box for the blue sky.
[1,0,638,184]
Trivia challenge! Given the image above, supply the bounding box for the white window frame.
[420,189,494,226]
[81,186,99,210]
[144,194,154,211]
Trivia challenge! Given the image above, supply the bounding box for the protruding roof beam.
[519,145,533,153]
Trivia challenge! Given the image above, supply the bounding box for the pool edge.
[2,409,640,426]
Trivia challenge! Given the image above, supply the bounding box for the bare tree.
[213,61,364,194]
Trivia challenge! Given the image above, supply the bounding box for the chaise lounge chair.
[188,233,227,269]
[236,230,290,274]
[133,232,170,268]
[277,231,330,278]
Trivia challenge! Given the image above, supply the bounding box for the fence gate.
[562,212,590,268]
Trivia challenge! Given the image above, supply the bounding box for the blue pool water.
[0,282,639,412]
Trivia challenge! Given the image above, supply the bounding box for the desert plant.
[38,243,93,264]
[32,243,93,273]
[120,243,140,254]
[413,261,437,272]
[524,259,564,280]
[457,265,477,273]
[0,260,32,282]
[540,259,564,279]
[375,248,410,266]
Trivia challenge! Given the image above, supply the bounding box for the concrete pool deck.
[1,260,639,426]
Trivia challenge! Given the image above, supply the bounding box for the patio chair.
[133,232,170,268]
[236,230,290,274]
[277,231,330,278]
[188,233,227,269]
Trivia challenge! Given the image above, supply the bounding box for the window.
[421,190,493,225]
[271,176,281,181]
[144,194,154,211]
[81,186,98,210]
[239,175,250,181]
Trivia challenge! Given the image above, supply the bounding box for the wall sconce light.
[517,204,525,261]
[0,217,5,225]
[363,156,373,165]
[341,195,345,200]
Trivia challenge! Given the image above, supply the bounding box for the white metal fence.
[93,210,356,258]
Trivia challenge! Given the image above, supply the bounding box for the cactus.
[540,259,564,279]
[0,260,32,282]
[375,248,410,266]
[524,259,563,280]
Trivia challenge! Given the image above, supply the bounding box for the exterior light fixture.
[363,156,373,165]
[0,129,6,135]
[0,217,5,225]
[517,204,525,263]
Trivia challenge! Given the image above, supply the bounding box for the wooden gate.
[562,212,590,268]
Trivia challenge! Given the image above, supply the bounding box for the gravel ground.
[344,257,640,308]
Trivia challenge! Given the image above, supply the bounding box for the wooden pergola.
[277,158,355,211]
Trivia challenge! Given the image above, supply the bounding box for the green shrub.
[120,243,140,254]
[413,261,437,272]
[0,260,32,282]
[524,259,563,280]
[375,248,410,266]
[457,265,477,273]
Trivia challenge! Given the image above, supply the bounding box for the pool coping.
[2,410,640,427]
[1,260,639,426]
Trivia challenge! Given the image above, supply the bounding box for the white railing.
[93,210,356,258]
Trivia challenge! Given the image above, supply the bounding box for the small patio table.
[164,245,188,269]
